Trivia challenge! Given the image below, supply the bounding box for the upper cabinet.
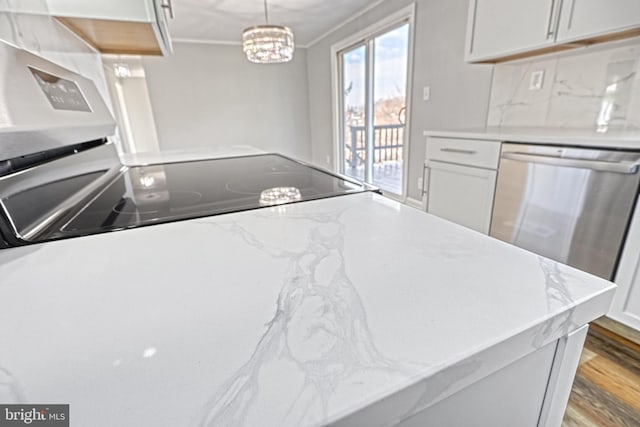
[556,0,640,43]
[48,0,174,55]
[466,0,562,62]
[466,0,640,63]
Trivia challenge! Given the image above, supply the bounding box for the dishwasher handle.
[501,152,640,174]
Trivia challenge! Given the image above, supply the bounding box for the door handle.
[422,164,431,212]
[422,164,429,196]
[501,152,640,174]
[422,164,431,196]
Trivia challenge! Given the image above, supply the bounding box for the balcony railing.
[346,124,404,168]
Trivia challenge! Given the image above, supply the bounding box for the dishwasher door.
[490,143,640,280]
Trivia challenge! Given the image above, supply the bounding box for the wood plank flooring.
[562,323,640,427]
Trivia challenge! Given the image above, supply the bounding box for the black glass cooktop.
[1,154,372,244]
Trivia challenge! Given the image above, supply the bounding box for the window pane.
[372,23,409,195]
[341,45,366,182]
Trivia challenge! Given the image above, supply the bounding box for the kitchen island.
[0,192,615,427]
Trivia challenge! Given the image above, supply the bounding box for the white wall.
[306,0,494,201]
[102,56,161,154]
[117,76,161,152]
[141,42,312,161]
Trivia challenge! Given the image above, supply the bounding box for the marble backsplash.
[487,38,640,131]
[0,0,112,111]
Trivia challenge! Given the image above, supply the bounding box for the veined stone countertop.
[0,192,615,427]
[424,127,640,149]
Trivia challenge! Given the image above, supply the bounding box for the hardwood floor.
[562,323,640,427]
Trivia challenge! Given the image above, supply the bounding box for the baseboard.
[594,316,640,346]
[405,197,425,210]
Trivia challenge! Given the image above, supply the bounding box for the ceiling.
[168,0,380,47]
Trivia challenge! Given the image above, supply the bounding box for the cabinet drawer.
[426,137,501,169]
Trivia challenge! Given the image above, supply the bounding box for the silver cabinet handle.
[502,152,640,174]
[440,147,477,155]
[567,0,576,29]
[469,0,479,54]
[162,0,174,19]
[546,0,563,39]
[546,0,556,37]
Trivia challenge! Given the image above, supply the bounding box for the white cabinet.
[610,194,640,331]
[466,0,640,62]
[398,338,557,427]
[48,0,173,55]
[424,137,500,235]
[556,0,640,43]
[466,0,562,62]
[426,162,497,234]
[397,327,588,427]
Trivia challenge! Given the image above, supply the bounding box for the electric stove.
[0,143,375,247]
[0,42,375,248]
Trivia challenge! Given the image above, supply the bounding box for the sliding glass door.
[338,22,410,196]
[341,44,367,182]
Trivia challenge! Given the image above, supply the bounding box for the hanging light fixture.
[242,0,294,64]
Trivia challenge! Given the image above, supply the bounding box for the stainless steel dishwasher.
[490,143,640,280]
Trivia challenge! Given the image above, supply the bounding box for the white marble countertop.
[424,127,640,149]
[0,192,615,427]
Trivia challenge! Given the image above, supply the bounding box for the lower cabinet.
[424,136,500,235]
[396,326,588,427]
[610,194,640,330]
[426,162,496,234]
[424,134,640,334]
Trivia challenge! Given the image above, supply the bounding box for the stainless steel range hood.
[0,41,115,161]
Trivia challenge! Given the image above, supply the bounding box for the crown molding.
[172,38,309,49]
[306,0,389,47]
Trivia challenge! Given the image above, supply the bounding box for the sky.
[343,23,409,108]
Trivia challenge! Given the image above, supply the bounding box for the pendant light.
[242,0,294,64]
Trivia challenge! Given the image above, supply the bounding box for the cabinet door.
[610,194,640,331]
[556,0,640,43]
[152,0,174,54]
[46,0,155,22]
[426,161,497,234]
[467,0,560,61]
[398,339,558,427]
